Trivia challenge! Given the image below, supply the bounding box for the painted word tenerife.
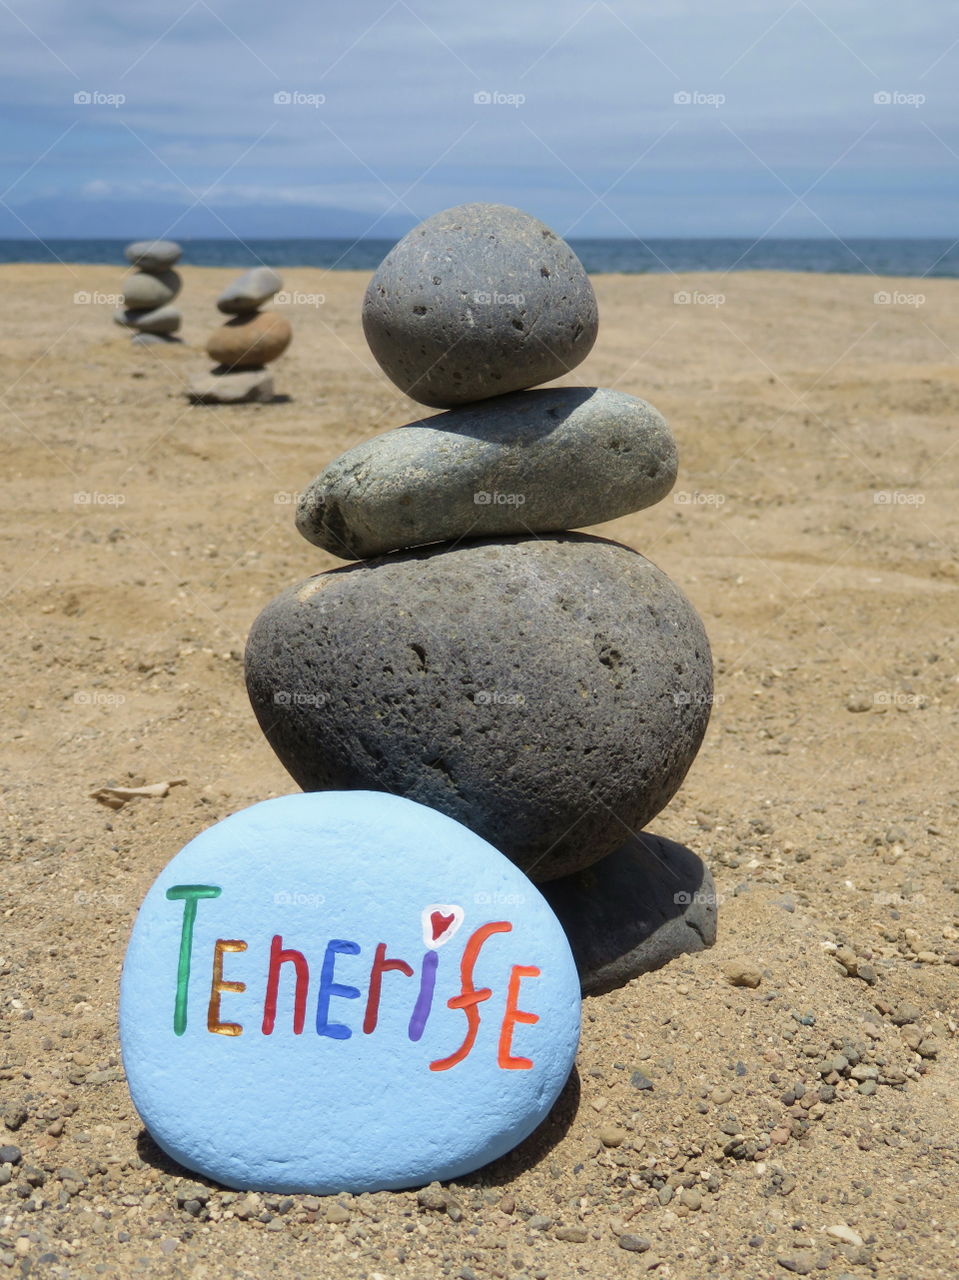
[165,886,542,1072]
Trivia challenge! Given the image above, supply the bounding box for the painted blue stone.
[119,791,581,1194]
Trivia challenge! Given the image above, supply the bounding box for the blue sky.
[0,0,956,238]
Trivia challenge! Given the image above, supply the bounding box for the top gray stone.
[296,387,678,559]
[124,240,182,270]
[362,203,598,408]
[216,266,283,315]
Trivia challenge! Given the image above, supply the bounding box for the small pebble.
[724,961,762,989]
[599,1126,628,1148]
[619,1234,652,1253]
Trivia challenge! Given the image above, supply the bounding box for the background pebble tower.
[114,239,183,344]
[246,203,719,992]
[189,266,292,403]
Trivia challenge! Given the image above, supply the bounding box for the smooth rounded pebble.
[206,311,292,369]
[114,305,181,335]
[119,790,580,1194]
[245,534,712,881]
[296,387,677,559]
[362,203,598,408]
[540,832,718,994]
[122,269,181,311]
[216,267,284,314]
[124,239,182,270]
[188,368,274,404]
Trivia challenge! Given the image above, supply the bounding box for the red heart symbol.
[431,910,455,941]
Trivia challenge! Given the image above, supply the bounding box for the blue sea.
[0,238,956,277]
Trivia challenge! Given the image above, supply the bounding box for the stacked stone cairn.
[189,266,291,404]
[245,204,718,992]
[114,240,183,344]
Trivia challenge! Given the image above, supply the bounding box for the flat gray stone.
[362,203,598,408]
[188,368,274,403]
[122,269,181,310]
[124,239,182,270]
[245,533,712,881]
[114,305,181,335]
[540,832,718,994]
[216,266,283,314]
[296,387,677,559]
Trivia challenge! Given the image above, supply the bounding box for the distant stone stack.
[115,240,183,344]
[188,267,291,404]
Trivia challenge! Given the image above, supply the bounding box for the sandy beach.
[1,264,957,1278]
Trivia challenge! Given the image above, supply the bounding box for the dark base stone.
[540,832,717,995]
[131,333,183,346]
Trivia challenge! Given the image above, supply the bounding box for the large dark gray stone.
[362,203,598,408]
[296,387,677,559]
[540,832,718,994]
[245,534,712,881]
